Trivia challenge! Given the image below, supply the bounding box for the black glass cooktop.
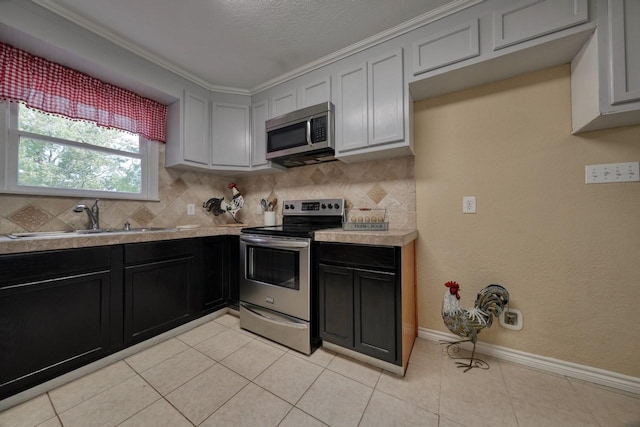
[242,215,343,238]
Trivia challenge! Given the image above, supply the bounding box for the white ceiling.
[33,0,455,92]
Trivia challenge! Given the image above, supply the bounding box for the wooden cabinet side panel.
[401,242,417,368]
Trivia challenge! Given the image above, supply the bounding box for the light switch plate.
[585,162,639,184]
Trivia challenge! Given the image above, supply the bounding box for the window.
[0,102,159,200]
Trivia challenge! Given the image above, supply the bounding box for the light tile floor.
[1,313,639,427]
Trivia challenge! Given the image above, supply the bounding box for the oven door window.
[247,246,300,290]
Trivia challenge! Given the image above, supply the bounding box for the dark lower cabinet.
[0,247,116,400]
[123,240,198,346]
[1,235,239,401]
[317,242,402,365]
[201,237,228,314]
[318,265,354,348]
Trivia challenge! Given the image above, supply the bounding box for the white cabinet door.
[335,63,368,153]
[609,0,640,105]
[368,48,404,146]
[300,77,331,108]
[251,100,268,167]
[183,90,209,165]
[211,103,250,167]
[413,19,480,75]
[270,90,297,118]
[493,0,589,50]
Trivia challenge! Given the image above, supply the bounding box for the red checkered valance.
[0,42,167,143]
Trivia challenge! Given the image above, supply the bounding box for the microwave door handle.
[306,118,312,146]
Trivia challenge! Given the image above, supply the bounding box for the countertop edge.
[314,229,418,247]
[0,226,242,255]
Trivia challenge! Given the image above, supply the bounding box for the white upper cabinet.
[368,49,404,146]
[251,100,269,167]
[300,77,331,108]
[609,0,640,105]
[571,0,640,132]
[335,63,368,153]
[166,89,210,169]
[492,0,589,50]
[412,20,480,76]
[270,90,297,118]
[333,48,409,161]
[211,103,250,168]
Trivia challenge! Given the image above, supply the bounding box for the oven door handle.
[241,303,308,330]
[240,235,309,249]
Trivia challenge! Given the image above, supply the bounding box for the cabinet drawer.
[316,242,397,271]
[124,239,196,264]
[0,247,111,286]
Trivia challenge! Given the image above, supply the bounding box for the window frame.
[0,102,159,201]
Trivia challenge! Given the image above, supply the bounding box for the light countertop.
[0,226,243,255]
[314,229,417,247]
[0,226,418,255]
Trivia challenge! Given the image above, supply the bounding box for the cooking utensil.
[269,198,277,211]
[261,199,269,212]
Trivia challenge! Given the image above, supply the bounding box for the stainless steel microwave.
[265,102,335,168]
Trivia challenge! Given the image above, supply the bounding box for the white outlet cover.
[500,308,523,331]
[187,204,195,215]
[463,196,476,214]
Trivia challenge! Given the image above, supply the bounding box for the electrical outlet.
[463,196,476,214]
[500,308,523,331]
[256,204,263,215]
[187,204,195,215]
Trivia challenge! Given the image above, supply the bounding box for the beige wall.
[414,64,640,377]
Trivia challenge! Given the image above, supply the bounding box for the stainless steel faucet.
[74,199,100,230]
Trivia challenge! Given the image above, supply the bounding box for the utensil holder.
[264,211,276,226]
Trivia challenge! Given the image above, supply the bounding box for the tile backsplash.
[0,146,415,234]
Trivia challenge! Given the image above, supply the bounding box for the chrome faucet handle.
[124,221,131,231]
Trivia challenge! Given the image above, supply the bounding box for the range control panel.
[282,199,345,216]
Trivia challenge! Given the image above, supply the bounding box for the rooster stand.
[202,183,245,223]
[440,281,509,372]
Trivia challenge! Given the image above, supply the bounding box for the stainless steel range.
[239,198,345,354]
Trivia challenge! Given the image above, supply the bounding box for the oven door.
[239,234,310,321]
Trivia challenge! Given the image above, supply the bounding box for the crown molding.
[250,0,485,94]
[32,0,484,96]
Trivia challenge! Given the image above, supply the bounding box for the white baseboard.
[419,327,640,395]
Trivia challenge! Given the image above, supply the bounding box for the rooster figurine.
[203,183,244,223]
[441,281,509,372]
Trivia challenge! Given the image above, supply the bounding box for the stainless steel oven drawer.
[240,302,311,355]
